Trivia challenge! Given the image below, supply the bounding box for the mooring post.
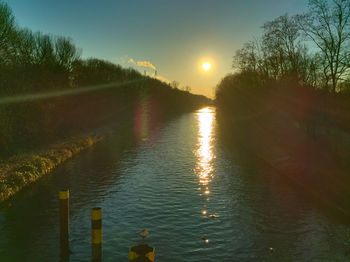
[129,244,155,262]
[59,190,70,258]
[91,207,102,262]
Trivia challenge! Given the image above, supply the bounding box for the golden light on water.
[195,107,215,223]
[195,107,215,186]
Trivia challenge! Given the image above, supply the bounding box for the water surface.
[0,107,349,261]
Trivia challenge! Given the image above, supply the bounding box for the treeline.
[0,2,209,157]
[216,0,350,133]
[214,0,350,212]
[216,0,350,104]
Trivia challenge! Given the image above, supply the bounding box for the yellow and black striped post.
[129,244,155,262]
[59,190,70,258]
[91,207,102,262]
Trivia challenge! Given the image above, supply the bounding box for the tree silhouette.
[297,0,350,92]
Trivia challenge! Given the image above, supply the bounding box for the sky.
[7,0,308,98]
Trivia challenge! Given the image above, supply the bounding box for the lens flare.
[0,79,143,105]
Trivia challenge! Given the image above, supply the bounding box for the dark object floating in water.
[202,237,209,243]
[140,229,149,239]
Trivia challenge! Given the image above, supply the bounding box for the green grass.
[0,135,103,202]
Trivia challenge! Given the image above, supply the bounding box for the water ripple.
[0,108,349,261]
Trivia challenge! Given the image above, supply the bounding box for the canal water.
[0,107,350,261]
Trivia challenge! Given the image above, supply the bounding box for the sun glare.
[202,62,211,71]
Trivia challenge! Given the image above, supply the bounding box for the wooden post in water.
[129,244,155,262]
[91,207,102,262]
[59,190,70,258]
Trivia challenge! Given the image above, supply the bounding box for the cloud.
[151,73,170,83]
[128,58,136,64]
[136,61,156,70]
[128,58,156,70]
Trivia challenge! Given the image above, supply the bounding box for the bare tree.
[14,29,37,65]
[28,32,55,66]
[233,39,271,81]
[183,85,191,92]
[0,2,16,64]
[263,14,303,76]
[234,41,260,73]
[171,80,180,90]
[297,0,350,92]
[54,36,80,73]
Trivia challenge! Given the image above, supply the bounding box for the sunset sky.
[8,0,308,98]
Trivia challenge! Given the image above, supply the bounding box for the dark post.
[129,244,155,262]
[91,207,102,262]
[59,190,70,259]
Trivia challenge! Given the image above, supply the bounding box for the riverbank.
[0,101,210,203]
[0,133,105,203]
[0,105,138,203]
[216,84,350,216]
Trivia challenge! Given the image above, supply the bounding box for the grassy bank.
[0,134,103,202]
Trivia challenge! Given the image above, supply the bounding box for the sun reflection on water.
[195,107,215,186]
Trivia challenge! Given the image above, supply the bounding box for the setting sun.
[202,62,211,71]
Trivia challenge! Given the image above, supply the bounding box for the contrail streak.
[0,79,144,105]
